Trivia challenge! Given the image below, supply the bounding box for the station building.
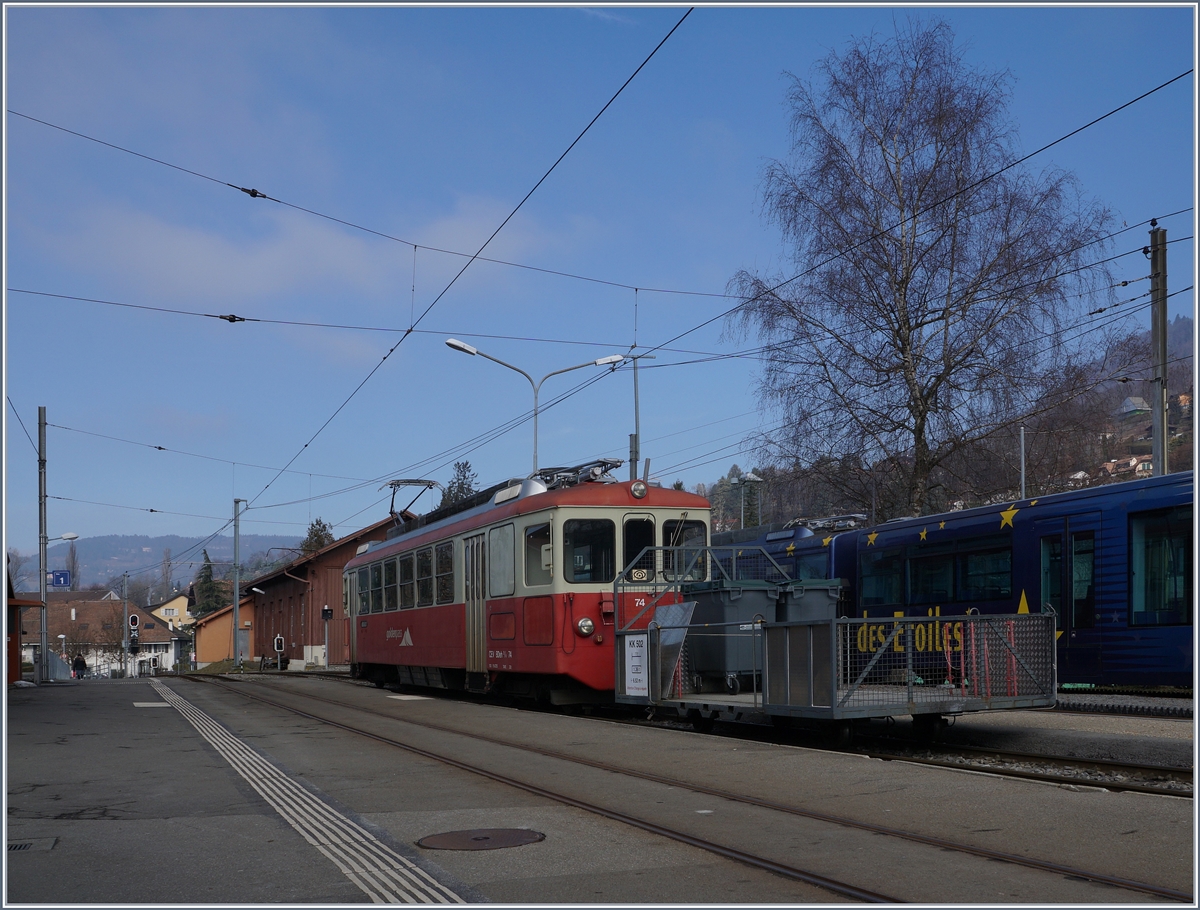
[245,516,404,668]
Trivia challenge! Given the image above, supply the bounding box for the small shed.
[193,596,256,667]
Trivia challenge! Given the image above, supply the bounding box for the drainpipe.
[283,566,313,666]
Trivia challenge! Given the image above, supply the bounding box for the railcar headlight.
[576,617,596,637]
[631,481,647,499]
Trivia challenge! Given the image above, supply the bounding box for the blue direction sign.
[50,571,71,588]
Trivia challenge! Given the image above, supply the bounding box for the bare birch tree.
[730,21,1122,517]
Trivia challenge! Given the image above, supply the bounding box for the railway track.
[184,673,1191,904]
[214,670,1194,796]
[859,742,1192,797]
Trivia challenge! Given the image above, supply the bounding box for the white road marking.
[132,702,172,707]
[386,695,430,701]
[149,679,463,904]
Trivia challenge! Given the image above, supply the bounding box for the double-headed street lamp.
[446,339,624,474]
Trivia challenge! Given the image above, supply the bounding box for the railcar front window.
[624,518,655,581]
[525,523,552,586]
[794,550,829,581]
[662,519,706,580]
[564,519,615,584]
[416,548,434,607]
[435,542,455,604]
[1130,505,1192,626]
[398,554,415,609]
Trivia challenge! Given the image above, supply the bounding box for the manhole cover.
[417,828,545,851]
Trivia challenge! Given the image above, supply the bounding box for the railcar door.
[1032,512,1101,682]
[464,534,487,682]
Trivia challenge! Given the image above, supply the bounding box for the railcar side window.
[435,542,455,604]
[398,554,415,609]
[357,567,370,615]
[564,519,615,584]
[1130,505,1192,626]
[489,524,515,597]
[525,523,552,586]
[859,548,902,607]
[383,558,398,612]
[416,548,434,607]
[370,562,384,613]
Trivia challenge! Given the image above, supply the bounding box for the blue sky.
[4,5,1195,574]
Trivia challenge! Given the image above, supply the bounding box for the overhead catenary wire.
[241,9,692,508]
[7,397,39,456]
[9,64,1190,549]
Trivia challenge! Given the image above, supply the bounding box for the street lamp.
[731,473,764,529]
[446,339,624,473]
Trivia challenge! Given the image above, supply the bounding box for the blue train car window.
[435,542,454,604]
[398,554,415,609]
[908,544,954,605]
[416,548,434,606]
[1071,533,1095,629]
[383,559,398,612]
[860,548,902,607]
[957,536,1012,602]
[1130,505,1192,626]
[1040,537,1062,614]
[564,519,615,584]
[794,552,829,580]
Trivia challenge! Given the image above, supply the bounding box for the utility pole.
[627,351,656,481]
[1019,426,1026,498]
[37,407,48,683]
[122,572,128,678]
[232,499,244,668]
[1148,222,1169,476]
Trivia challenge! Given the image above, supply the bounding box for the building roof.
[247,515,404,588]
[191,595,254,629]
[19,598,187,643]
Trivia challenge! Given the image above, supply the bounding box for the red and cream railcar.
[344,463,709,701]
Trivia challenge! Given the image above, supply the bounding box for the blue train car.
[716,473,1193,687]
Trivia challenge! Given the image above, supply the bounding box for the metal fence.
[615,547,1057,719]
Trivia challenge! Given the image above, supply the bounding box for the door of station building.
[464,534,487,675]
[1033,512,1101,680]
